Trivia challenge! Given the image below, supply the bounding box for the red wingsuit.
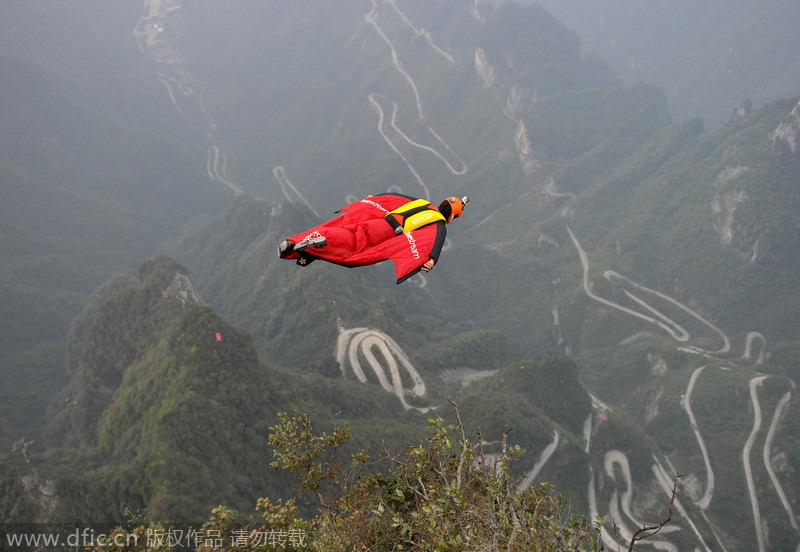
[281,193,447,284]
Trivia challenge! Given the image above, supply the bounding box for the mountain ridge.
[1,1,799,549]
[9,255,594,526]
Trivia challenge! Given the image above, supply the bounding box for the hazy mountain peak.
[771,98,800,153]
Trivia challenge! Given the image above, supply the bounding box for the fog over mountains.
[510,0,800,129]
[2,1,800,550]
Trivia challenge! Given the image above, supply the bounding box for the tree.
[262,404,602,551]
[90,404,680,551]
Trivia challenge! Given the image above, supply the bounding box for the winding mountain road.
[682,366,715,510]
[136,0,247,196]
[207,146,245,195]
[273,166,319,217]
[743,331,766,364]
[566,222,690,342]
[335,326,428,412]
[382,0,454,64]
[605,270,733,354]
[364,0,467,200]
[552,180,765,362]
[743,376,768,552]
[517,431,559,491]
[764,390,799,535]
[368,94,430,198]
[551,180,790,550]
[368,93,467,179]
[135,4,795,549]
[604,451,679,552]
[651,459,714,552]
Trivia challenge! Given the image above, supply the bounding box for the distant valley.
[1,1,799,550]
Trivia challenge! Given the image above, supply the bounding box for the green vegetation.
[2,2,799,549]
[0,249,617,537]
[28,258,289,523]
[0,56,227,448]
[89,409,604,551]
[262,408,602,551]
[461,353,590,435]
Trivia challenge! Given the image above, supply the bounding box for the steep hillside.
[155,1,800,548]
[1,256,599,527]
[439,95,800,355]
[1,1,798,549]
[0,56,228,447]
[162,196,524,377]
[153,3,800,548]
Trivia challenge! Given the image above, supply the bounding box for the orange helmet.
[439,196,469,224]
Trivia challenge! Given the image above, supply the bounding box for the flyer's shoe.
[296,254,316,267]
[278,240,295,258]
[294,235,327,252]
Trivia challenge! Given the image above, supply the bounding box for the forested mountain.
[1,1,799,550]
[0,55,227,448]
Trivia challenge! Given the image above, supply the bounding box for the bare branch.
[449,399,469,489]
[628,472,682,552]
[476,427,486,472]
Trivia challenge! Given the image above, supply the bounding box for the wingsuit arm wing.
[341,220,446,284]
[335,193,419,223]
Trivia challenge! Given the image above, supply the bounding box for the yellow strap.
[388,199,430,214]
[388,199,445,233]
